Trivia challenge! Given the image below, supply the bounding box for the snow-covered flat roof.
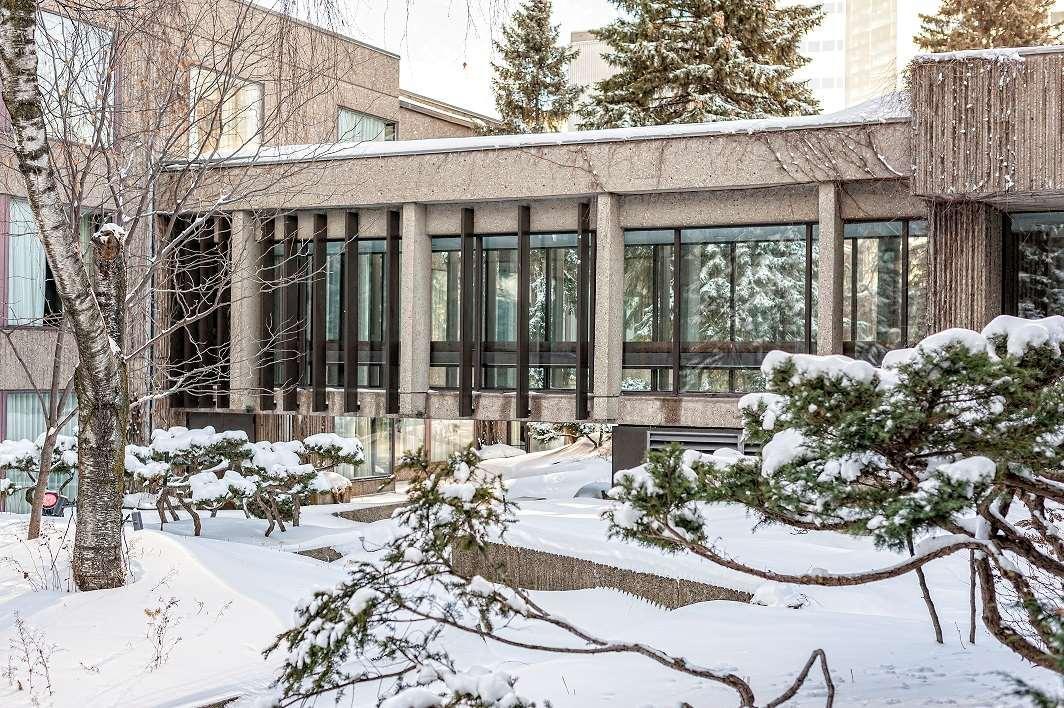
[912,44,1064,63]
[196,93,910,168]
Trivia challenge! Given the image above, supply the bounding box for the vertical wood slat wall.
[911,52,1064,199]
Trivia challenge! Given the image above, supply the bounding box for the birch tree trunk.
[0,1,128,590]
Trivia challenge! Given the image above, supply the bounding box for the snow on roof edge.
[912,44,1064,64]
[187,93,910,169]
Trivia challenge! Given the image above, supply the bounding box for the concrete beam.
[593,193,623,420]
[399,202,431,415]
[817,183,844,355]
[228,210,261,411]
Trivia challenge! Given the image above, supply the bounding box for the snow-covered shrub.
[0,435,78,504]
[608,316,1064,675]
[266,449,832,707]
[125,428,363,537]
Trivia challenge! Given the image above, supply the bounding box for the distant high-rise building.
[784,0,847,113]
[566,31,616,129]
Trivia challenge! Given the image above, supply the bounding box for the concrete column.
[592,193,623,421]
[817,182,844,355]
[399,202,431,416]
[228,210,262,411]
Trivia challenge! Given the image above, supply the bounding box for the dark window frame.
[621,220,818,397]
[428,226,597,394]
[841,216,929,363]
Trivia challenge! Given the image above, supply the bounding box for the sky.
[337,0,619,116]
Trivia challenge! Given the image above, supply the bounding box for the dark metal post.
[384,209,401,414]
[575,202,591,420]
[343,211,359,413]
[167,216,188,409]
[516,206,531,418]
[216,215,232,408]
[311,213,328,411]
[672,228,682,393]
[282,214,300,411]
[901,219,910,347]
[259,215,276,410]
[805,224,814,353]
[459,208,475,416]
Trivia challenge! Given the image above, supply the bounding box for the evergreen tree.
[490,0,581,133]
[916,0,1062,52]
[580,0,823,129]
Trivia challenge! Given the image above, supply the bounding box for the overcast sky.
[337,0,619,117]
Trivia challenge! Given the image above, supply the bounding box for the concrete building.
[785,0,848,113]
[152,44,1064,484]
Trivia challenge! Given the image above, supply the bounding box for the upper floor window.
[6,198,61,326]
[338,107,396,143]
[189,68,262,157]
[37,12,112,144]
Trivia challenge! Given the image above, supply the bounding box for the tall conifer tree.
[490,0,581,133]
[580,0,823,129]
[916,0,1061,53]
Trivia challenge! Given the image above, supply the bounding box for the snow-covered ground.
[0,447,1058,707]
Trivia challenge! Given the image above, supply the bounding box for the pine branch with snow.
[608,316,1064,674]
[267,447,834,707]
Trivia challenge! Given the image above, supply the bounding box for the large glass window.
[338,107,396,142]
[1009,212,1064,318]
[37,12,112,144]
[7,198,61,326]
[530,233,580,390]
[276,238,390,388]
[622,224,817,394]
[430,238,462,387]
[481,235,518,389]
[843,219,927,363]
[1,391,77,513]
[332,416,476,478]
[429,232,586,391]
[190,67,262,157]
[622,230,674,391]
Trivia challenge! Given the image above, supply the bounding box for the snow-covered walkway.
[0,448,1057,706]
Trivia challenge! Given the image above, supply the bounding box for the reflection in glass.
[843,220,926,363]
[622,230,674,391]
[481,236,518,389]
[1011,212,1064,319]
[622,225,815,394]
[430,238,461,386]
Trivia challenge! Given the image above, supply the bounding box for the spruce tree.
[490,0,581,133]
[580,0,823,129]
[916,0,1062,52]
